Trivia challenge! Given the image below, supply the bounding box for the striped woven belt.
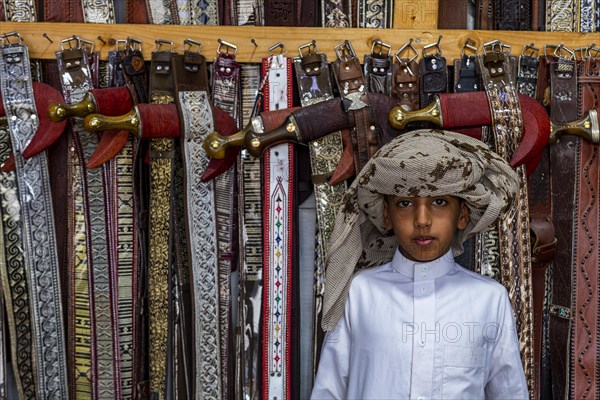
[211,41,242,400]
[57,39,122,399]
[0,34,69,400]
[0,125,35,399]
[236,63,263,400]
[292,41,347,382]
[262,53,294,400]
[148,45,176,400]
[478,46,535,398]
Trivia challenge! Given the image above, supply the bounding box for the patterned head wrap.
[322,129,519,331]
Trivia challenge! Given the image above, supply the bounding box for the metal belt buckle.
[216,38,237,57]
[334,39,356,62]
[522,42,539,58]
[483,39,510,77]
[422,34,443,58]
[395,38,418,76]
[0,31,22,46]
[128,37,143,52]
[155,38,173,53]
[298,40,322,76]
[553,44,575,78]
[370,38,392,58]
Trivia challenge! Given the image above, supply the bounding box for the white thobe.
[311,249,528,400]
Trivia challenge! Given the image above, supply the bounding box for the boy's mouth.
[413,236,434,246]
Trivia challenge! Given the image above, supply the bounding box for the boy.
[311,129,529,399]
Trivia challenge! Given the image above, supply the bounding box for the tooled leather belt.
[173,47,221,399]
[292,42,347,381]
[494,0,531,30]
[0,125,35,400]
[419,52,448,108]
[57,41,122,399]
[478,48,535,398]
[570,56,600,400]
[0,37,69,400]
[262,53,295,400]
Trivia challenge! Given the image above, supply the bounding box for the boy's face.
[383,195,469,262]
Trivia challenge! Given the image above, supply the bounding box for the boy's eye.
[432,198,448,206]
[396,200,413,208]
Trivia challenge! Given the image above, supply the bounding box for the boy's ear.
[383,200,393,231]
[457,201,469,230]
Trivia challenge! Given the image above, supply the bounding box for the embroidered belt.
[2,0,37,21]
[358,0,393,27]
[0,36,69,400]
[57,41,121,399]
[0,127,36,400]
[147,0,177,23]
[478,47,535,398]
[81,0,116,23]
[364,39,392,95]
[570,56,600,400]
[262,53,294,400]
[237,63,263,400]
[0,281,4,398]
[148,46,176,400]
[545,0,576,31]
[293,41,347,382]
[579,0,597,31]
[517,47,540,98]
[321,0,352,27]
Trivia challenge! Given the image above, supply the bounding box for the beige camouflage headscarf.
[322,129,519,331]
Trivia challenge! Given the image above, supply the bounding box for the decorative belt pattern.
[478,51,535,398]
[191,0,219,24]
[212,52,241,127]
[364,50,393,95]
[113,141,136,400]
[262,54,294,400]
[58,45,121,399]
[358,0,393,27]
[0,128,35,400]
[237,63,263,400]
[517,54,539,98]
[0,279,4,399]
[293,47,347,379]
[147,0,176,23]
[179,90,222,399]
[232,0,264,25]
[579,0,596,31]
[0,40,69,400]
[81,0,116,23]
[322,0,352,27]
[2,0,36,21]
[546,0,576,31]
[494,0,531,30]
[474,227,501,280]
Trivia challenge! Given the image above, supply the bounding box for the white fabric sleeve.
[310,295,352,399]
[484,289,530,400]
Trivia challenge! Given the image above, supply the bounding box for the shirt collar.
[391,248,455,280]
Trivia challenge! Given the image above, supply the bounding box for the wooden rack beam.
[1,22,595,62]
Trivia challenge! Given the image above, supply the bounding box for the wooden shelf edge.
[1,22,595,62]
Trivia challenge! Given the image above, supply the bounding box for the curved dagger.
[550,108,599,144]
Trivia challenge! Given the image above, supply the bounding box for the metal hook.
[395,38,418,64]
[216,39,238,56]
[370,38,392,57]
[43,33,54,44]
[97,36,106,45]
[250,38,258,48]
[60,35,81,51]
[268,41,287,56]
[422,35,443,57]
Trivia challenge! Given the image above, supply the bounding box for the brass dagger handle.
[47,92,96,122]
[550,109,599,144]
[203,124,250,160]
[388,97,443,130]
[244,118,300,158]
[83,109,139,134]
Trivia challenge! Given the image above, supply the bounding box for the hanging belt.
[392,57,420,111]
[81,0,115,23]
[545,0,576,31]
[237,63,263,400]
[2,0,37,20]
[494,0,531,29]
[357,0,393,27]
[292,41,347,382]
[175,50,222,398]
[419,54,448,107]
[478,47,535,398]
[0,36,69,400]
[262,53,294,400]
[578,0,596,31]
[321,0,352,27]
[212,41,241,400]
[364,40,393,95]
[229,0,265,25]
[570,55,600,400]
[148,45,176,400]
[147,0,178,24]
[123,39,149,104]
[0,278,4,399]
[517,52,539,98]
[0,127,35,400]
[454,55,480,93]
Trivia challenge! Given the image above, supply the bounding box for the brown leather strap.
[494,0,532,30]
[44,0,83,21]
[364,45,393,95]
[475,0,494,29]
[127,0,150,23]
[517,54,539,98]
[438,0,470,28]
[578,57,600,115]
[550,59,578,122]
[264,0,296,25]
[392,59,420,111]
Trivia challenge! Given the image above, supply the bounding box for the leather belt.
[438,0,471,28]
[148,45,176,400]
[58,39,122,399]
[517,47,540,98]
[570,54,600,400]
[332,40,378,173]
[358,0,393,27]
[550,57,578,122]
[265,0,296,25]
[212,42,242,128]
[0,36,69,400]
[364,39,392,95]
[262,53,294,400]
[237,63,263,400]
[454,55,480,93]
[108,42,127,88]
[321,0,352,27]
[392,42,420,111]
[123,39,149,104]
[419,40,448,107]
[494,0,531,30]
[293,40,348,385]
[478,46,535,398]
[147,0,177,23]
[0,127,36,400]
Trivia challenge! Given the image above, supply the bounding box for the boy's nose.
[414,205,431,227]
